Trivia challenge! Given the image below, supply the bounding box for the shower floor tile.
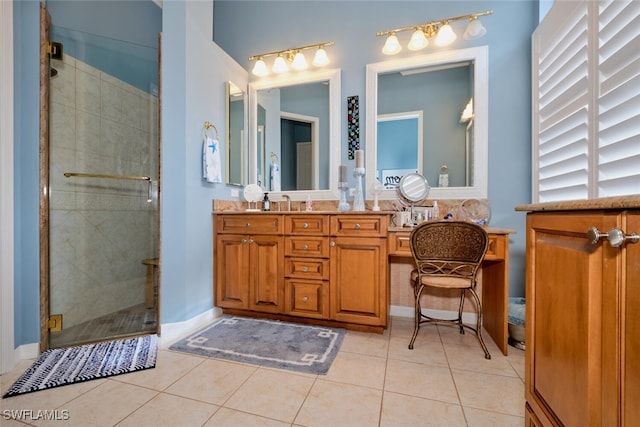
[49,303,157,348]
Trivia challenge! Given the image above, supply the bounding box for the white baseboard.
[14,342,39,362]
[158,307,222,349]
[390,305,478,324]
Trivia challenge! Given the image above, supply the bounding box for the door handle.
[587,227,639,247]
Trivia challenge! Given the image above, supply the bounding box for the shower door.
[43,13,160,349]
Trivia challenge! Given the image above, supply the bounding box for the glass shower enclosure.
[47,25,160,348]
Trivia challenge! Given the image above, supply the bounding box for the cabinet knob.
[303,222,309,229]
[355,223,361,229]
[587,226,639,247]
[241,239,247,244]
[302,296,308,303]
[303,244,309,250]
[302,266,308,272]
[245,222,250,228]
[330,241,336,247]
[248,238,254,244]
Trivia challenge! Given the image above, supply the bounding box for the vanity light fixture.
[249,41,335,76]
[377,10,492,54]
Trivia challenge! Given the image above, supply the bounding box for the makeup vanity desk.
[388,226,515,356]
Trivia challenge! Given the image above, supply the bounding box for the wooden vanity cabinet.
[329,215,389,327]
[214,215,284,313]
[522,208,640,426]
[214,213,389,330]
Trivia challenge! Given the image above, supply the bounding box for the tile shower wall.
[48,52,158,329]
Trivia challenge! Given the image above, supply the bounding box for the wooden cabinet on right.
[522,208,640,426]
[329,215,388,327]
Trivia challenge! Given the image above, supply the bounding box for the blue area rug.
[3,334,157,398]
[170,316,345,375]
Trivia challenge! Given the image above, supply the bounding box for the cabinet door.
[525,212,620,426]
[330,237,387,326]
[215,234,250,309]
[248,235,283,313]
[623,212,640,425]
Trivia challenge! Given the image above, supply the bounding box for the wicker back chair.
[408,220,491,359]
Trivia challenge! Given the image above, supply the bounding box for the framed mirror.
[365,46,488,200]
[249,69,341,200]
[226,81,247,186]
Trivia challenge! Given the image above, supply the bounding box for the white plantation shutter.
[597,0,640,196]
[532,0,640,202]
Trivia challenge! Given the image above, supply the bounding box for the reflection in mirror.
[226,81,247,186]
[365,46,488,199]
[377,112,422,189]
[249,69,341,200]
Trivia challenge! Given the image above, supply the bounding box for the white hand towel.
[203,136,222,183]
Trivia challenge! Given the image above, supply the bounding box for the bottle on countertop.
[262,193,270,211]
[433,200,439,220]
[305,194,313,212]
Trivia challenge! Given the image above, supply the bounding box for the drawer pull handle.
[302,266,308,272]
[303,223,309,229]
[302,296,308,303]
[245,223,250,228]
[303,244,309,250]
[587,227,640,247]
[355,223,361,229]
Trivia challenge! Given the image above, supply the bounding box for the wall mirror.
[226,81,247,186]
[365,46,488,200]
[249,69,341,200]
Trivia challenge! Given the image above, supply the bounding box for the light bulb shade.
[382,34,402,55]
[291,52,308,70]
[252,59,268,76]
[408,29,429,51]
[463,18,486,40]
[435,23,457,46]
[312,47,329,67]
[272,55,289,73]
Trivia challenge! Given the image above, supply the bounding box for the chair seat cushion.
[410,269,472,289]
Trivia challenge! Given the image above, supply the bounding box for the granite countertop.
[388,226,515,234]
[213,210,396,214]
[515,195,640,212]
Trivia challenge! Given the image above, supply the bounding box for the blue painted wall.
[214,1,538,297]
[13,0,42,347]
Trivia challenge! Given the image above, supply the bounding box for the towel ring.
[204,121,219,140]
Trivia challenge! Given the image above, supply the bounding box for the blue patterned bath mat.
[169,316,345,375]
[3,334,157,398]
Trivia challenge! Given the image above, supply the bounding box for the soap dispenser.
[305,194,313,212]
[262,193,270,211]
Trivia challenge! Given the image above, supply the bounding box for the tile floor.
[0,316,525,426]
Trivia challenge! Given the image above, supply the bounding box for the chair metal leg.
[408,283,424,350]
[457,290,465,334]
[468,287,491,359]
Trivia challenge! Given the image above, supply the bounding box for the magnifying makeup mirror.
[397,172,430,226]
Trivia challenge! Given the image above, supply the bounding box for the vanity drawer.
[285,215,329,235]
[330,215,388,237]
[388,232,412,255]
[484,234,506,261]
[215,215,283,234]
[284,257,330,280]
[284,278,329,319]
[285,236,329,257]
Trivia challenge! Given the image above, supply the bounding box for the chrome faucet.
[281,194,291,212]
